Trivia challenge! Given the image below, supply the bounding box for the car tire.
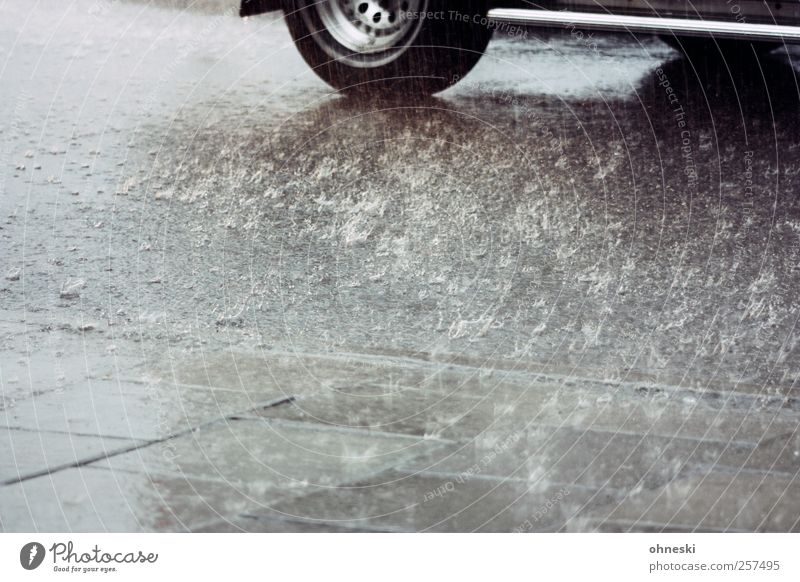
[660,35,778,61]
[283,0,493,95]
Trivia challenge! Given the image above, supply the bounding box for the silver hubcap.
[316,0,424,53]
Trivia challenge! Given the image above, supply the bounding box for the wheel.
[283,0,493,95]
[660,35,778,61]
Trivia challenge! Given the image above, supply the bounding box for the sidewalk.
[3,346,798,532]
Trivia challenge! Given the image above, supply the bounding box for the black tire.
[660,35,778,61]
[283,0,493,95]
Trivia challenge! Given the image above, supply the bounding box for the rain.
[0,0,799,533]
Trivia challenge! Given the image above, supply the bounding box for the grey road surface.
[1,0,799,532]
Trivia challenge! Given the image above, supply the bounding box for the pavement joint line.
[0,424,144,441]
[233,413,766,448]
[517,422,763,449]
[85,461,276,486]
[227,395,297,418]
[685,464,800,480]
[0,439,152,487]
[261,349,800,412]
[134,378,493,400]
[755,430,797,447]
[249,412,765,448]
[91,376,274,394]
[124,351,799,412]
[398,468,631,494]
[0,394,298,487]
[232,414,458,444]
[0,387,64,410]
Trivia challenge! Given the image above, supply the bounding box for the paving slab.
[440,393,800,447]
[254,377,800,447]
[91,417,448,496]
[154,349,492,395]
[161,348,800,402]
[2,379,286,440]
[0,465,296,532]
[591,469,800,532]
[0,427,140,484]
[396,425,758,494]
[0,320,132,408]
[685,430,800,477]
[249,469,613,532]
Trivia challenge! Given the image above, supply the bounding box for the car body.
[240,1,800,93]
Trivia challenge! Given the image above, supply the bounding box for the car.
[239,1,800,94]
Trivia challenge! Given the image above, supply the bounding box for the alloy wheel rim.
[315,0,425,54]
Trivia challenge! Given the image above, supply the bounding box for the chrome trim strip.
[486,8,800,42]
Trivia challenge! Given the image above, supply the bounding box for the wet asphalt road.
[1,0,799,532]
